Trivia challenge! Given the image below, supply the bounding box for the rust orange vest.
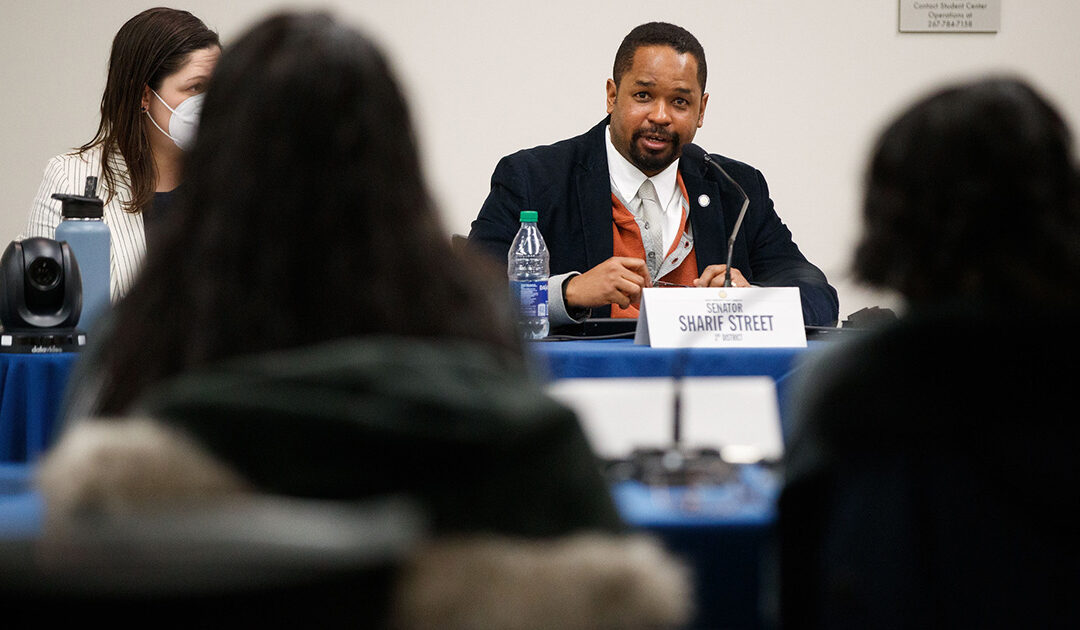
[610,173,698,318]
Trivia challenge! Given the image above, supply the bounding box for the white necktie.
[637,179,664,280]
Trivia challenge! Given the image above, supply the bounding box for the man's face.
[607,45,708,176]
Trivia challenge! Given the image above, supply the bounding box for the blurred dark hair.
[80,7,219,213]
[855,77,1080,306]
[613,22,706,93]
[92,12,519,414]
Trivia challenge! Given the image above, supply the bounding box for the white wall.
[3,1,1079,318]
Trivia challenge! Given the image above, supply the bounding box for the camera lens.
[27,258,62,291]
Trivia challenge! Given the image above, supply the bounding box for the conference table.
[0,337,835,629]
[530,338,818,435]
[0,339,826,465]
[533,337,814,379]
[528,338,827,629]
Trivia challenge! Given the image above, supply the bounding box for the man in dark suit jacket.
[469,22,838,327]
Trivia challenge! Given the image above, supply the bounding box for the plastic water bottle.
[508,210,549,339]
[53,176,111,335]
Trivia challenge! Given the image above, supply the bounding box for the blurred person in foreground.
[777,77,1080,629]
[35,13,691,628]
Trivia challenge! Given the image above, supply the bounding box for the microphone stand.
[652,349,736,492]
[703,154,750,287]
[654,349,690,486]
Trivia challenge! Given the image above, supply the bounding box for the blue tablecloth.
[0,353,79,463]
[614,467,779,629]
[0,463,39,539]
[529,338,817,381]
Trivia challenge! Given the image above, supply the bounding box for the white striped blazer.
[26,146,146,302]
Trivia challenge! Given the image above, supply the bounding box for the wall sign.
[900,1,1001,33]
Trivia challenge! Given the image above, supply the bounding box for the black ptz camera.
[0,237,87,353]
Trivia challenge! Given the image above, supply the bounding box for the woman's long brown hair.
[79,7,218,213]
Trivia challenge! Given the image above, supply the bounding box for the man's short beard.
[629,129,682,173]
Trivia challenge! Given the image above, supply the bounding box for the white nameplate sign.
[546,378,675,460]
[899,1,1000,33]
[635,287,806,348]
[547,376,784,463]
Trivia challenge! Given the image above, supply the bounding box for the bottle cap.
[519,210,538,222]
[53,177,104,219]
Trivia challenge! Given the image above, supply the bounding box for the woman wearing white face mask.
[26,8,219,302]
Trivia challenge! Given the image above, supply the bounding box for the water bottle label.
[512,280,548,317]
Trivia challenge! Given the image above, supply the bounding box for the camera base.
[0,328,87,354]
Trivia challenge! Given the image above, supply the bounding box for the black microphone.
[701,152,750,288]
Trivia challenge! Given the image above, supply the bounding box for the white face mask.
[146,89,204,151]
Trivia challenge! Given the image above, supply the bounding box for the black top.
[777,300,1080,628]
[144,188,178,251]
